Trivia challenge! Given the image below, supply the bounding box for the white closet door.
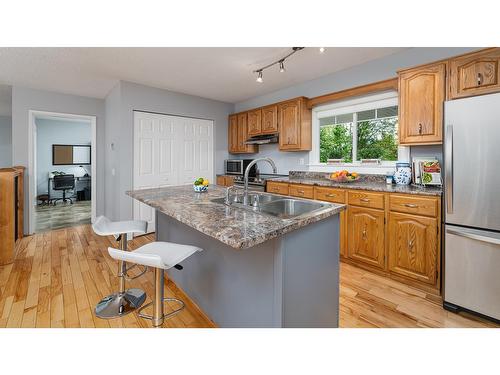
[177,117,214,184]
[133,111,214,233]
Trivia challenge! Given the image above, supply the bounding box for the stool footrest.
[137,297,185,323]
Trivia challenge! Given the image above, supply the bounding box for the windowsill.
[307,163,397,175]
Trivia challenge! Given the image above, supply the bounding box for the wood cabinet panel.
[247,109,262,136]
[288,184,314,199]
[278,97,311,151]
[449,48,500,99]
[261,105,278,134]
[216,175,226,186]
[388,212,438,285]
[347,191,384,210]
[399,62,446,145]
[314,186,346,204]
[389,194,438,217]
[228,115,238,153]
[347,206,385,269]
[266,181,289,195]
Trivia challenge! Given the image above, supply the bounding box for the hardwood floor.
[0,224,497,328]
[34,201,91,232]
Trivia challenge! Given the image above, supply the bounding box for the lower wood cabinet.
[266,181,442,295]
[216,175,234,187]
[388,212,438,285]
[347,206,385,270]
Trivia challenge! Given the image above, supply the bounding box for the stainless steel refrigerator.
[444,92,500,321]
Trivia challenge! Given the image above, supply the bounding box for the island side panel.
[155,210,283,328]
[281,214,340,328]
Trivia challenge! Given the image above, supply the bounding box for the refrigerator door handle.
[445,124,453,214]
[446,227,500,246]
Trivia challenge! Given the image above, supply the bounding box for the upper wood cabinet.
[388,212,438,285]
[347,206,385,270]
[261,105,278,134]
[247,108,262,136]
[449,48,500,99]
[278,97,311,151]
[398,62,446,145]
[228,114,238,153]
[228,113,258,154]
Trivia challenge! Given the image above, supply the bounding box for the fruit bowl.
[329,171,360,183]
[193,184,208,192]
[193,177,209,192]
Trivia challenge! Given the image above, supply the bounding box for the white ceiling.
[0,47,406,103]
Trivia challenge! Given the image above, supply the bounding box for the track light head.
[256,70,263,83]
[279,60,285,73]
[319,47,326,53]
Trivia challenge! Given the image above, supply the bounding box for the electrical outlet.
[299,158,305,165]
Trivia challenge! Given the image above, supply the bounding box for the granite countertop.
[127,185,345,250]
[271,172,442,197]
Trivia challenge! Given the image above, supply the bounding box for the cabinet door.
[261,105,278,134]
[450,48,500,99]
[237,113,248,152]
[216,175,226,186]
[388,212,438,285]
[247,109,262,136]
[278,100,301,150]
[228,115,238,153]
[347,206,385,269]
[399,62,445,145]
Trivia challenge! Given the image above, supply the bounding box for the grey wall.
[35,118,91,195]
[105,81,234,221]
[0,116,12,167]
[233,47,478,173]
[11,86,105,232]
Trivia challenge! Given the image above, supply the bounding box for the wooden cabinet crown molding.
[306,78,399,109]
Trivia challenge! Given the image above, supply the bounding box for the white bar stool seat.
[92,216,148,319]
[108,241,203,327]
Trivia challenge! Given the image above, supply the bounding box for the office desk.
[48,176,91,201]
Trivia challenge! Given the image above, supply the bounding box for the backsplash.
[289,170,386,183]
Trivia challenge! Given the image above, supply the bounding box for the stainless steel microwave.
[224,159,256,176]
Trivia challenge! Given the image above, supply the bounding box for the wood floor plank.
[2,225,497,328]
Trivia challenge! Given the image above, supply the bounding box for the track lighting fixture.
[256,70,263,83]
[319,47,325,53]
[279,60,285,73]
[253,47,305,83]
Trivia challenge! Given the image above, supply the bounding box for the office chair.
[52,174,75,205]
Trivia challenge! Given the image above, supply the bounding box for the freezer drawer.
[445,225,500,320]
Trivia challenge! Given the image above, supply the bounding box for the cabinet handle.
[418,123,423,135]
[404,203,418,208]
[297,190,305,195]
[326,193,336,197]
[477,72,483,86]
[360,198,370,202]
[408,239,414,250]
[362,228,367,240]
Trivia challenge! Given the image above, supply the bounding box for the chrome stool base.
[95,288,147,319]
[137,297,185,327]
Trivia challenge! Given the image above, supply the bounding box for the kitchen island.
[128,185,344,328]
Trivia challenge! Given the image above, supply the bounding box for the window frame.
[310,91,408,169]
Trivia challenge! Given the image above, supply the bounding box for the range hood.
[245,133,279,145]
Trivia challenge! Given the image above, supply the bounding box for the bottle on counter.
[385,171,394,184]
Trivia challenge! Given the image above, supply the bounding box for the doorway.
[133,111,214,233]
[28,111,97,234]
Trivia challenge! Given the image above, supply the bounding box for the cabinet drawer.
[389,194,438,217]
[266,181,289,195]
[347,191,384,210]
[289,184,314,199]
[314,186,346,203]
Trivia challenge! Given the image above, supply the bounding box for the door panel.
[134,112,214,233]
[445,93,500,231]
[278,101,300,149]
[347,206,385,269]
[388,212,437,284]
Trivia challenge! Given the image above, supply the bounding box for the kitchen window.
[311,91,406,167]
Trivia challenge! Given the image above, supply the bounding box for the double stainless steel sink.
[211,192,330,219]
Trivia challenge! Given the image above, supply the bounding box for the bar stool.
[92,216,148,318]
[108,241,202,327]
